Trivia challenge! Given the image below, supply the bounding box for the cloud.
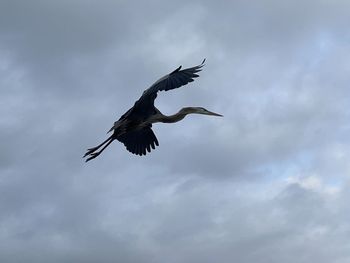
[0,0,349,262]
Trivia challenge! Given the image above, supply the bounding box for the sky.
[1,0,350,262]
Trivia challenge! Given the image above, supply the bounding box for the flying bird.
[84,59,222,162]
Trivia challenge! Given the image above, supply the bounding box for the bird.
[83,59,222,162]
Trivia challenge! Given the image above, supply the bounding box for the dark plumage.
[84,59,222,162]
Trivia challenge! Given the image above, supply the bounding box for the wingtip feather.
[171,65,182,74]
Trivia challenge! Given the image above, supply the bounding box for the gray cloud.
[1,0,350,262]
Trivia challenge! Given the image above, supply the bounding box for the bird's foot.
[83,146,100,158]
[85,152,100,162]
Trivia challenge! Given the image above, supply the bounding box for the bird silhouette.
[84,59,222,162]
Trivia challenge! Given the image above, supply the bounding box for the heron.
[83,59,222,162]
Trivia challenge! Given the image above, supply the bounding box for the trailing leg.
[85,137,115,162]
[83,134,113,158]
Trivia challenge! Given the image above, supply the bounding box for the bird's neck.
[149,110,188,124]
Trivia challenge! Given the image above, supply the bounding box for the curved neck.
[150,109,189,124]
[155,112,187,123]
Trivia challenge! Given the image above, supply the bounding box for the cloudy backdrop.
[1,0,350,262]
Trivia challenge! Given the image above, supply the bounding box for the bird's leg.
[85,137,114,162]
[83,134,113,158]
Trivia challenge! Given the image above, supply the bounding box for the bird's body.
[84,59,222,162]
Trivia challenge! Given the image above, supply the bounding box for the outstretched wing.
[133,59,206,112]
[144,58,205,95]
[117,127,159,156]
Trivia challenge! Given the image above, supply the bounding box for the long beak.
[206,110,223,117]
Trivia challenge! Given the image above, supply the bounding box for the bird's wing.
[117,127,159,156]
[134,59,206,108]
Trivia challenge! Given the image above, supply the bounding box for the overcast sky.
[1,0,350,262]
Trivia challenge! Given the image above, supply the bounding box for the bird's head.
[181,107,223,117]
